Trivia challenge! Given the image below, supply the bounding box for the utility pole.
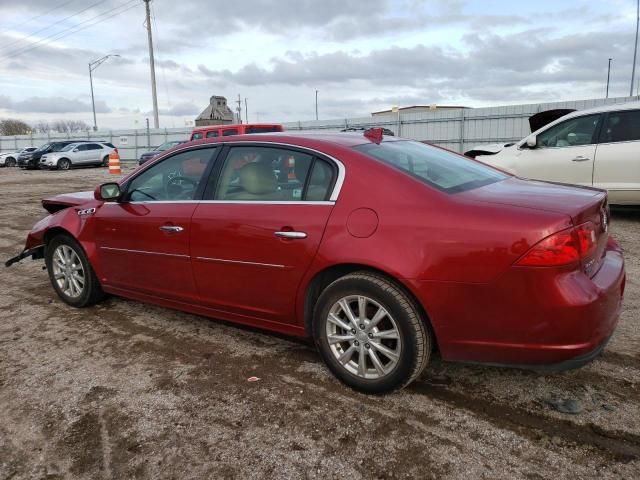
[632,0,639,96]
[606,58,613,98]
[143,0,159,128]
[315,90,318,120]
[236,94,242,124]
[244,98,248,124]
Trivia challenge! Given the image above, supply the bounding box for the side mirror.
[95,182,121,201]
[73,148,79,152]
[526,135,537,148]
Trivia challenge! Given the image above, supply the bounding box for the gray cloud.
[196,27,635,104]
[157,102,200,116]
[0,95,111,113]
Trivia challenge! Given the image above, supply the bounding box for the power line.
[0,1,138,63]
[0,0,78,34]
[0,0,108,53]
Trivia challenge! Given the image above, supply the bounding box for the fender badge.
[77,207,96,216]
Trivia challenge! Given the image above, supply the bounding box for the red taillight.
[516,222,597,267]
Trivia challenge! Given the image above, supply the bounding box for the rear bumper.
[407,240,625,368]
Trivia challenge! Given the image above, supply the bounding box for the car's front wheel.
[5,157,16,167]
[45,235,106,307]
[57,158,71,170]
[313,271,432,393]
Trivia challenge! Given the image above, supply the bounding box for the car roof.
[562,100,640,119]
[189,131,404,149]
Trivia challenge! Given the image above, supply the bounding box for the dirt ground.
[0,166,638,480]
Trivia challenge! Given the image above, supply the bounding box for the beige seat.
[225,162,283,200]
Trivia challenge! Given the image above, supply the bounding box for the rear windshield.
[354,141,506,193]
[245,126,281,134]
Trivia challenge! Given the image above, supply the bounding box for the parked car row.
[0,147,37,167]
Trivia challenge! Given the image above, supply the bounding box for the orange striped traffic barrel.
[108,150,121,174]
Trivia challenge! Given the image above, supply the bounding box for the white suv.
[40,142,115,170]
[475,102,640,205]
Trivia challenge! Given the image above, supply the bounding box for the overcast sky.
[0,0,639,129]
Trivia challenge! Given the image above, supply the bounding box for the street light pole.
[606,58,613,98]
[88,54,120,132]
[315,90,318,120]
[89,64,97,131]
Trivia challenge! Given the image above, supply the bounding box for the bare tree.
[32,121,52,134]
[50,120,91,133]
[0,119,31,135]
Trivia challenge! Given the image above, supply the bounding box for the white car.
[0,147,37,167]
[40,142,115,170]
[475,102,640,205]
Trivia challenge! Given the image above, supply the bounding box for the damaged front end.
[5,190,97,268]
[4,246,44,267]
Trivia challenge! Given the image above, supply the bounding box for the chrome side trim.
[100,246,189,259]
[194,256,286,269]
[104,200,335,205]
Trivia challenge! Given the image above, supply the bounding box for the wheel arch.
[301,263,439,352]
[43,226,75,246]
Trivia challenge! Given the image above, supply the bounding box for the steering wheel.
[166,176,198,199]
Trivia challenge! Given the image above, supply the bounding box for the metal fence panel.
[1,96,637,159]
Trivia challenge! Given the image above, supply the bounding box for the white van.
[475,102,640,205]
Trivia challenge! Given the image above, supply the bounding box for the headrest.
[238,162,276,195]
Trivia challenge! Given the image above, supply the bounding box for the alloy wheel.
[326,295,402,379]
[51,245,85,298]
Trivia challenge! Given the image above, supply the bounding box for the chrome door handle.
[274,231,307,239]
[159,225,184,233]
[572,156,590,162]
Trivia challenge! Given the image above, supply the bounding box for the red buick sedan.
[6,130,625,393]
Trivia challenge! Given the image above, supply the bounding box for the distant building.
[371,105,469,117]
[195,96,234,126]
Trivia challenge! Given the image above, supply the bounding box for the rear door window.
[599,110,640,143]
[206,130,219,138]
[222,129,238,136]
[206,146,334,201]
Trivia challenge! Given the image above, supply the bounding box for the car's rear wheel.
[102,155,109,167]
[6,157,16,167]
[313,271,431,393]
[45,235,106,307]
[57,158,71,170]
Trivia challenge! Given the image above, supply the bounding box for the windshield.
[36,143,51,152]
[156,141,179,151]
[354,141,507,193]
[60,144,76,152]
[51,143,73,152]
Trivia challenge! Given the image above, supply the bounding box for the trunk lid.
[461,177,609,276]
[42,191,94,213]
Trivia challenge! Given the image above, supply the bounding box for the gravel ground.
[0,166,639,480]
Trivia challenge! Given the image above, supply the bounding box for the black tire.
[45,235,106,308]
[57,158,71,170]
[313,271,431,393]
[6,157,16,167]
[102,155,109,167]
